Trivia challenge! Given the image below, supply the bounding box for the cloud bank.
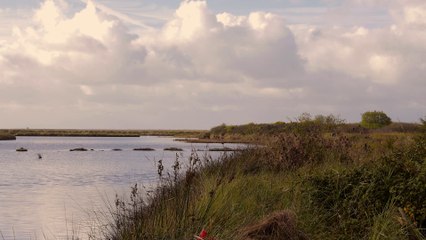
[0,0,425,128]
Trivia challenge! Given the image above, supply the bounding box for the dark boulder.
[133,148,155,151]
[16,147,28,152]
[164,147,183,151]
[70,148,88,152]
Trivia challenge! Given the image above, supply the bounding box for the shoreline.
[0,135,16,141]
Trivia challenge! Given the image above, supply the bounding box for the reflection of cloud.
[0,0,425,128]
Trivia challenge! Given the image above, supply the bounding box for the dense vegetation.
[204,113,420,143]
[98,116,426,240]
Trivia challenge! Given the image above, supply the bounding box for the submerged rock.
[70,148,88,152]
[16,147,28,152]
[133,148,155,151]
[164,147,183,151]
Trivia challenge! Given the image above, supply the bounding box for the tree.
[361,111,392,129]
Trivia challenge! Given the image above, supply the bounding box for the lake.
[0,136,241,239]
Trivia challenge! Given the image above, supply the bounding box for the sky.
[0,0,425,129]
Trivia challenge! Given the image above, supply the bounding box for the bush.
[313,114,346,125]
[259,130,352,171]
[308,137,426,238]
[361,111,392,129]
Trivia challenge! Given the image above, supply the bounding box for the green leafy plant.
[308,137,426,239]
[361,111,392,129]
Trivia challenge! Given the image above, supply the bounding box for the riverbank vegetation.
[99,114,426,240]
[202,113,420,143]
[0,133,16,140]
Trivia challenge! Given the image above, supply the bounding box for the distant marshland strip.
[0,133,16,140]
[0,129,206,138]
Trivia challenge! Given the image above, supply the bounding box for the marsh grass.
[95,120,425,240]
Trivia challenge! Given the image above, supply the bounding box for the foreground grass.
[96,122,425,240]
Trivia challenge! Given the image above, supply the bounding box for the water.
[0,136,242,239]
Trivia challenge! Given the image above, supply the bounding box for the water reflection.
[0,136,243,239]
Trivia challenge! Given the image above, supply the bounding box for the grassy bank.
[0,129,206,138]
[99,120,426,240]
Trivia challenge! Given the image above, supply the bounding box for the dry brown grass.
[239,210,309,240]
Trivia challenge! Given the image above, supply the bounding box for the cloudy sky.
[0,0,425,129]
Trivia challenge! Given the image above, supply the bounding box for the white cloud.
[368,54,399,84]
[0,0,424,128]
[404,6,426,25]
[80,85,94,95]
[216,12,246,27]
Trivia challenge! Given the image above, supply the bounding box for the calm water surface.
[0,136,241,239]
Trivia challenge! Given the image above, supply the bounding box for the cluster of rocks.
[16,147,239,152]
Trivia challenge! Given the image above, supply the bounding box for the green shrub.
[308,137,426,238]
[361,111,392,129]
